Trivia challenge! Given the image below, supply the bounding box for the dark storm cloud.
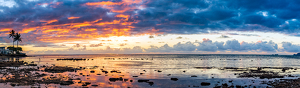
[0,0,299,31]
[136,0,300,34]
[243,14,284,28]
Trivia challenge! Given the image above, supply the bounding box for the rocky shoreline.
[0,59,300,87]
[0,54,28,57]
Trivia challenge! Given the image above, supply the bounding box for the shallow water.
[1,54,300,87]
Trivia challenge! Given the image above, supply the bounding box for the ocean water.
[2,54,300,87]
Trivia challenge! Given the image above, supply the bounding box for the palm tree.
[9,30,15,53]
[14,33,22,47]
[14,33,22,53]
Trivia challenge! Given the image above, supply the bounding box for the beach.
[0,54,300,88]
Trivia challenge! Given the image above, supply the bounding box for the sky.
[1,0,300,55]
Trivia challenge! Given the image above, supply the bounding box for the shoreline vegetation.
[0,30,26,57]
[0,54,27,57]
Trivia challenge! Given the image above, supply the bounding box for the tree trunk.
[12,40,14,54]
[17,41,18,54]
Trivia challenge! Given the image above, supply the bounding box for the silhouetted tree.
[14,33,22,48]
[9,30,16,53]
[14,33,22,54]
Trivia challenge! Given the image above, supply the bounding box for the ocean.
[1,54,300,87]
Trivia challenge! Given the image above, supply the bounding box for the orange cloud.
[21,28,36,33]
[40,19,58,24]
[68,17,80,20]
[0,28,12,32]
[85,28,96,31]
[122,0,143,4]
[84,1,143,13]
[115,14,130,20]
[1,1,147,44]
[85,1,123,6]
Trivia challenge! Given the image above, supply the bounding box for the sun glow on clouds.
[1,0,147,45]
[85,0,143,13]
[0,28,11,32]
[85,1,123,6]
[2,0,300,54]
[68,17,80,20]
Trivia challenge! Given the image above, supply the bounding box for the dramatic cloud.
[30,46,144,54]
[196,38,219,52]
[223,40,278,52]
[1,0,300,54]
[0,0,300,46]
[282,42,300,52]
[25,38,300,54]
[173,42,196,51]
[146,38,279,53]
[146,44,173,52]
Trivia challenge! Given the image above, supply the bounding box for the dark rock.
[57,58,87,61]
[102,71,108,74]
[147,81,154,86]
[171,78,178,81]
[111,70,120,73]
[124,79,128,82]
[191,75,197,77]
[10,83,16,87]
[92,85,98,86]
[60,80,74,85]
[85,82,91,85]
[109,77,123,82]
[193,85,199,87]
[138,79,149,82]
[201,82,210,86]
[44,66,78,73]
[236,85,242,88]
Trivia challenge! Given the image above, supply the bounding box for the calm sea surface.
[2,54,300,88]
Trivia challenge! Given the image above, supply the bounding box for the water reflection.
[0,54,300,87]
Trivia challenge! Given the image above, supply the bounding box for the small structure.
[0,47,5,54]
[0,47,13,55]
